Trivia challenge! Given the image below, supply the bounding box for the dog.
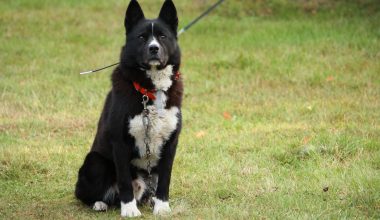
[75,0,182,217]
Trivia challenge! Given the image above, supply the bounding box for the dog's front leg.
[109,97,141,218]
[113,141,141,218]
[153,130,180,215]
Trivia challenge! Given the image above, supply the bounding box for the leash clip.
[142,95,149,110]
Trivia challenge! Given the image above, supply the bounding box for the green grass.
[1,0,379,219]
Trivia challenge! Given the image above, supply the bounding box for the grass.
[1,0,379,219]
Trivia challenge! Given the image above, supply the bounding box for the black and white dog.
[75,0,182,217]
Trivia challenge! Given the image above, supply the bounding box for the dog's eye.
[138,35,145,40]
[159,35,166,39]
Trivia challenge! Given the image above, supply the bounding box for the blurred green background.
[0,0,379,219]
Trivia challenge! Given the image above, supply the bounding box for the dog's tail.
[132,173,158,205]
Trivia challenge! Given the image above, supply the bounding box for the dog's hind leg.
[93,201,108,211]
[75,152,116,210]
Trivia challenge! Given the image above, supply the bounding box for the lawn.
[0,0,379,219]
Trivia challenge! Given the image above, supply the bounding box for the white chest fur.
[146,65,173,91]
[129,65,178,170]
[129,106,179,170]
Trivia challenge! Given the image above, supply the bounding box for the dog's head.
[121,0,180,70]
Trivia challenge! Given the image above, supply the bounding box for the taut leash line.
[80,62,120,75]
[177,0,225,36]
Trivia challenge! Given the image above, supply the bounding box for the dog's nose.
[149,45,159,55]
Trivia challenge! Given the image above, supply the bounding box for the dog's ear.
[158,0,178,33]
[124,0,145,34]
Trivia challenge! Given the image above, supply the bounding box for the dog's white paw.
[121,199,141,218]
[153,197,171,215]
[93,201,108,211]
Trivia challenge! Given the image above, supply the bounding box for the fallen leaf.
[195,130,206,138]
[302,136,311,145]
[326,76,334,82]
[223,112,232,120]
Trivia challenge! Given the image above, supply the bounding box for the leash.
[80,0,225,75]
[177,0,225,36]
[141,94,155,206]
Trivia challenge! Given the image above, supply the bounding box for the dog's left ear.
[158,0,178,33]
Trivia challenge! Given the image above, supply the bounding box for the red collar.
[133,71,181,101]
[133,82,157,100]
[174,71,181,81]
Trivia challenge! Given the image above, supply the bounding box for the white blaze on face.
[148,37,160,66]
[149,37,160,48]
[148,23,161,66]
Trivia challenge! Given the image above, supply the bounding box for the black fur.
[75,0,182,210]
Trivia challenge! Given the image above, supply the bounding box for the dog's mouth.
[148,59,161,66]
[139,61,164,70]
[142,57,166,70]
